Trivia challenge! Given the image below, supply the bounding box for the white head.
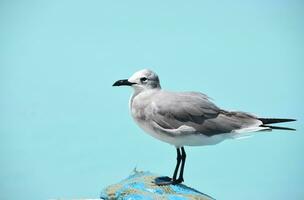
[113,69,161,91]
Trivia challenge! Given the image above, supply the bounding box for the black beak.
[112,79,135,87]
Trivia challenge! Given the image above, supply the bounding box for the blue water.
[0,1,303,199]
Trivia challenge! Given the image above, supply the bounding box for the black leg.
[154,147,182,185]
[177,147,186,183]
[172,148,182,181]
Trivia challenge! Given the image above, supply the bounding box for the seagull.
[112,69,296,185]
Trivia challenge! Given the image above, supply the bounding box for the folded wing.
[149,91,262,136]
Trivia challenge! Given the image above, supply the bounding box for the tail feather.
[261,125,296,131]
[258,117,296,131]
[258,118,296,124]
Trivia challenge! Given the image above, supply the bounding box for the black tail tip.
[259,118,297,125]
[261,125,296,131]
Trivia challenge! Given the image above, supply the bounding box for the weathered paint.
[100,170,214,200]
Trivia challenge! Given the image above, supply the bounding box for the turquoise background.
[1,0,303,199]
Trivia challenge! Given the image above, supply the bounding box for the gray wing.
[149,91,260,136]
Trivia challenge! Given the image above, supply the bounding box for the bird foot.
[154,176,184,186]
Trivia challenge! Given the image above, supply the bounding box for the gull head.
[113,69,161,91]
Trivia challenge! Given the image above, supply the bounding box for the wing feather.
[148,91,261,136]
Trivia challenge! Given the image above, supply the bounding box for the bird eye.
[140,77,148,82]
